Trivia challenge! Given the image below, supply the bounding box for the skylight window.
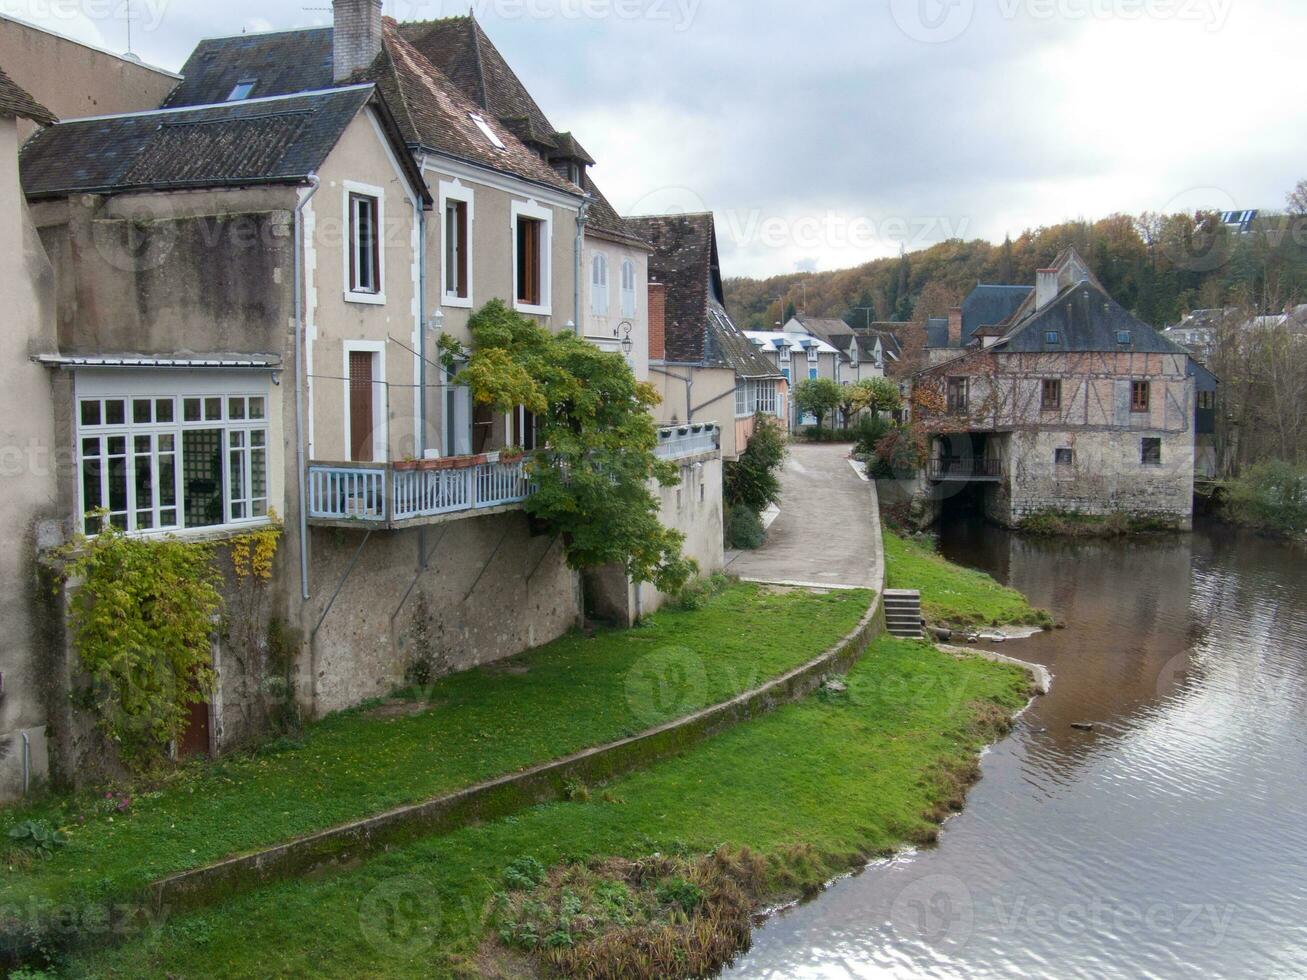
[1117,330,1133,345]
[226,79,257,101]
[469,113,506,150]
[1044,331,1061,345]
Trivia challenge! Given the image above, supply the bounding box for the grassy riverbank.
[61,634,1031,978]
[884,531,1053,628]
[0,583,869,916]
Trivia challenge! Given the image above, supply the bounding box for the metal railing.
[655,423,720,460]
[308,455,535,525]
[928,457,1003,481]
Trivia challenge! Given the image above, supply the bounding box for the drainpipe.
[415,156,428,456]
[294,176,321,601]
[573,196,591,335]
[20,731,30,796]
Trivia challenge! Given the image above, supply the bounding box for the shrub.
[675,573,730,611]
[725,504,765,550]
[853,414,891,461]
[1224,460,1307,536]
[724,414,786,514]
[503,856,548,891]
[6,820,66,859]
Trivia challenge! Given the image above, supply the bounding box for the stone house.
[743,331,839,430]
[0,20,179,800]
[9,3,724,795]
[629,212,785,460]
[912,248,1204,529]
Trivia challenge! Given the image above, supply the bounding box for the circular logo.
[889,873,975,945]
[624,645,708,728]
[625,185,710,218]
[890,0,975,44]
[358,875,441,957]
[91,201,180,274]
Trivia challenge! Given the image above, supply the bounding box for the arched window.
[591,252,609,316]
[620,259,637,317]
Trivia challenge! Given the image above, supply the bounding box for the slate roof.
[794,315,855,344]
[961,284,1032,343]
[0,62,55,126]
[854,325,903,360]
[585,180,649,249]
[19,86,431,202]
[164,28,335,108]
[628,212,777,378]
[164,20,579,198]
[925,317,950,348]
[994,278,1188,355]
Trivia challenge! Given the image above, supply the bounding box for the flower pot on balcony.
[394,459,420,472]
[499,446,526,464]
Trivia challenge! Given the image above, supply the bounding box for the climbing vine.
[57,520,223,770]
[459,300,697,593]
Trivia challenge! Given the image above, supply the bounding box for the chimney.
[333,0,384,83]
[947,307,962,348]
[648,282,666,361]
[1035,268,1059,311]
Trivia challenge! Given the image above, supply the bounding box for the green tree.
[794,377,843,430]
[724,414,787,514]
[460,300,695,593]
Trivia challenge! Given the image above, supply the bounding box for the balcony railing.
[655,423,719,460]
[307,454,535,527]
[928,457,1003,482]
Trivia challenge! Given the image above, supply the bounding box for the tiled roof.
[854,325,903,359]
[628,212,776,378]
[18,86,424,200]
[164,21,579,197]
[996,279,1189,355]
[961,284,1032,343]
[0,62,55,126]
[585,180,649,248]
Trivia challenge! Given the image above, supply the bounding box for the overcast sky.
[10,0,1306,278]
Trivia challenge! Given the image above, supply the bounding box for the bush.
[795,426,851,443]
[725,504,765,550]
[724,414,786,514]
[853,414,891,461]
[1224,460,1307,536]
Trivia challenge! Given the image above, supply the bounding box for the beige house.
[10,3,724,791]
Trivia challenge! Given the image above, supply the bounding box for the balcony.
[307,454,534,529]
[928,456,1003,482]
[308,425,719,530]
[655,422,720,460]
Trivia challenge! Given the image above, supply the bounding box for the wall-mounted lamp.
[427,309,445,333]
[619,320,634,357]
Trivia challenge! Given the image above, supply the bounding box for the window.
[1141,437,1162,466]
[512,202,552,313]
[512,406,539,451]
[620,259,637,317]
[808,367,818,380]
[591,252,609,316]
[444,199,469,301]
[1131,380,1151,413]
[468,112,506,150]
[1198,390,1216,411]
[77,389,268,535]
[226,79,257,101]
[807,345,819,363]
[781,367,790,382]
[1055,448,1074,466]
[1117,330,1133,345]
[1044,331,1061,345]
[348,190,382,298]
[1041,378,1062,411]
[754,380,777,416]
[947,377,969,414]
[779,344,791,363]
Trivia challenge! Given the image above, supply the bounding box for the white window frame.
[735,383,749,418]
[439,179,474,309]
[591,251,609,317]
[620,258,637,317]
[779,344,791,363]
[74,371,273,538]
[343,340,388,463]
[755,380,777,416]
[343,180,386,306]
[807,345,819,363]
[511,198,553,316]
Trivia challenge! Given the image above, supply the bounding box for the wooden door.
[349,351,374,461]
[178,696,210,758]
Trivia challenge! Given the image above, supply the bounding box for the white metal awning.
[32,354,282,370]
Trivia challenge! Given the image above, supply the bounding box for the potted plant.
[394,455,420,472]
[498,444,526,464]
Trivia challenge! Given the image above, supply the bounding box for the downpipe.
[573,196,591,335]
[293,176,321,601]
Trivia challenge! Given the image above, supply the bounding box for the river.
[727,517,1307,979]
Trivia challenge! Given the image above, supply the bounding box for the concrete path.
[726,442,881,590]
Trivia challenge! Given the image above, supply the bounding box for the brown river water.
[727,517,1307,979]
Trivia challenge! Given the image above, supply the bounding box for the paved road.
[726,441,881,590]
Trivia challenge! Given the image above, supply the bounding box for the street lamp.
[619,320,634,357]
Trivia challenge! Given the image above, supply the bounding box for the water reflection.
[728,520,1307,979]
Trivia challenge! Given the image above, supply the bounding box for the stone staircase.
[884,589,924,639]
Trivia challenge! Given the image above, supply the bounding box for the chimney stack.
[1035,268,1059,311]
[333,0,384,83]
[947,307,962,348]
[648,282,666,361]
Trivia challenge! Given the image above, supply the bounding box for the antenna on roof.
[125,0,133,56]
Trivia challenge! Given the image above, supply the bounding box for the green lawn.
[63,636,1031,979]
[883,531,1053,628]
[0,584,869,915]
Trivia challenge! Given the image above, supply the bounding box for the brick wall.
[648,281,666,361]
[333,0,384,83]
